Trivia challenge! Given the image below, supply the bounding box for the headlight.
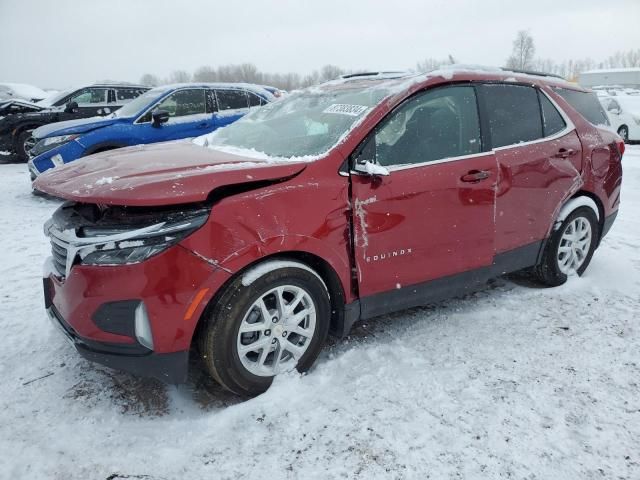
[633,115,640,126]
[43,134,79,147]
[32,134,80,157]
[45,207,210,275]
[79,211,209,266]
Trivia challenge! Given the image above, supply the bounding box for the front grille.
[49,231,71,277]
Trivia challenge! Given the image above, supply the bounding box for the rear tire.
[532,207,600,287]
[198,263,330,396]
[618,125,629,143]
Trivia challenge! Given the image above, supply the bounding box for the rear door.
[478,83,583,255]
[134,88,213,143]
[351,85,497,308]
[213,89,249,128]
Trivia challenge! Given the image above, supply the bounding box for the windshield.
[114,88,167,118]
[198,85,393,158]
[38,88,74,107]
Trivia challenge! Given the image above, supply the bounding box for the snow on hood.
[33,115,120,139]
[33,141,307,206]
[0,83,48,101]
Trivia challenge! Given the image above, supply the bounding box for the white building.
[579,68,640,89]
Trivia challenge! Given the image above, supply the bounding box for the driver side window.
[155,89,206,118]
[139,89,207,123]
[69,88,107,105]
[374,86,481,167]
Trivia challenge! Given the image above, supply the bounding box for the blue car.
[28,83,275,179]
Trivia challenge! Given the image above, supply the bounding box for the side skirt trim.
[357,240,543,321]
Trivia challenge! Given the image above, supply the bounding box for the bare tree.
[506,30,536,70]
[604,49,640,68]
[139,73,159,86]
[193,66,217,82]
[318,65,345,82]
[167,70,191,84]
[415,56,456,72]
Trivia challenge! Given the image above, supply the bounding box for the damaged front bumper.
[45,298,190,383]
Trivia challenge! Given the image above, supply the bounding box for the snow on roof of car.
[147,82,277,97]
[0,82,48,100]
[311,64,578,96]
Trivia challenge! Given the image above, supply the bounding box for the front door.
[136,88,213,143]
[64,87,111,117]
[350,85,497,314]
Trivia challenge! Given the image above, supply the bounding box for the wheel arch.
[554,191,605,245]
[191,251,351,352]
[11,123,42,144]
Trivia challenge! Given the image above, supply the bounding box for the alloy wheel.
[23,136,37,153]
[557,216,592,274]
[236,285,317,377]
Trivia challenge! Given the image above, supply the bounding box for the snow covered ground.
[1,148,639,480]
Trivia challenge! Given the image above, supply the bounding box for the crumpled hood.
[34,115,122,139]
[33,141,308,206]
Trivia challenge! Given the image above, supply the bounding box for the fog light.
[51,154,64,167]
[134,302,154,350]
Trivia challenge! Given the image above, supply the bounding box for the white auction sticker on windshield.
[323,104,368,116]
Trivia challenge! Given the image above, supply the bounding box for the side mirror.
[352,136,390,176]
[355,159,390,176]
[609,107,621,115]
[152,109,170,127]
[65,101,79,113]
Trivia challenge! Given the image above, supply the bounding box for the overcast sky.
[1,0,639,89]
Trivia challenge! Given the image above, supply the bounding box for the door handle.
[460,170,490,183]
[553,148,576,159]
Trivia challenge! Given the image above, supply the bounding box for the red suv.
[35,69,623,395]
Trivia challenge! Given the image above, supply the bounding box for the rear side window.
[552,87,609,126]
[481,84,543,148]
[539,92,566,136]
[216,90,248,110]
[116,88,145,101]
[247,91,265,107]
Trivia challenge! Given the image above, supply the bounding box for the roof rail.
[339,71,410,80]
[501,68,565,80]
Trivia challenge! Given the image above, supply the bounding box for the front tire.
[16,130,35,162]
[198,263,330,396]
[532,207,600,287]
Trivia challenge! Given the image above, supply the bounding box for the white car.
[600,94,640,142]
[0,83,48,103]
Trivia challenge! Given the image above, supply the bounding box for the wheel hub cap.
[236,285,317,377]
[557,216,592,274]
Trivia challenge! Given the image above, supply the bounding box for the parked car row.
[27,83,275,179]
[31,67,624,396]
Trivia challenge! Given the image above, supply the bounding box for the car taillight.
[616,138,625,158]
